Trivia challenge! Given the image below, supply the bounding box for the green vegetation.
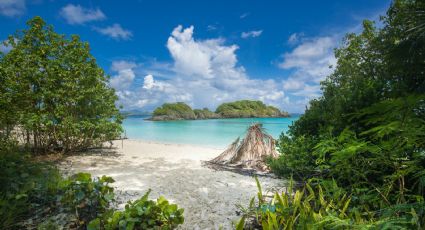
[240,0,425,228]
[151,100,289,120]
[0,148,62,229]
[216,100,289,118]
[0,16,122,154]
[0,149,184,229]
[193,108,219,119]
[0,17,183,229]
[152,102,196,120]
[88,190,184,230]
[60,173,116,227]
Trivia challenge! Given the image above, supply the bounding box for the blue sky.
[0,0,391,113]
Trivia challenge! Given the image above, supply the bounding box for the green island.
[0,0,424,229]
[150,100,290,120]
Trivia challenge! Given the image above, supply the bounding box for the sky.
[0,0,391,113]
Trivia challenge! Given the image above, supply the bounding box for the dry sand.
[59,139,286,229]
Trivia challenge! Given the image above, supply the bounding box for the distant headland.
[148,100,290,121]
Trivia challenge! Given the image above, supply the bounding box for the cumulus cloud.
[112,25,289,112]
[279,36,336,78]
[241,30,263,39]
[94,24,132,40]
[291,84,322,98]
[283,77,304,90]
[143,74,166,91]
[0,0,25,17]
[279,36,337,104]
[167,25,240,78]
[109,61,136,91]
[60,4,106,25]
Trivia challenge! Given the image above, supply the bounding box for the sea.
[122,115,300,148]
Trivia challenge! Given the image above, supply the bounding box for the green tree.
[267,0,425,227]
[0,16,122,153]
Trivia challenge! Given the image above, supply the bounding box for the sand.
[59,139,286,229]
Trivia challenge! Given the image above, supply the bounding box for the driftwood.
[209,123,278,172]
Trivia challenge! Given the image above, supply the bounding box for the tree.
[0,16,122,153]
[268,0,425,227]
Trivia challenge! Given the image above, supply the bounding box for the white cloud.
[142,74,155,89]
[240,12,249,19]
[109,61,136,91]
[60,4,106,25]
[0,0,25,17]
[95,24,132,40]
[287,32,304,45]
[112,25,290,112]
[142,74,165,91]
[283,77,304,90]
[167,25,239,78]
[207,25,217,31]
[291,84,322,98]
[111,60,136,71]
[241,30,263,39]
[280,36,336,88]
[280,37,335,72]
[278,36,337,109]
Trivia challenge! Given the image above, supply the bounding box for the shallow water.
[123,115,300,148]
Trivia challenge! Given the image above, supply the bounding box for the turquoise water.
[122,116,300,148]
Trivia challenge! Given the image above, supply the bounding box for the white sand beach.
[59,140,286,229]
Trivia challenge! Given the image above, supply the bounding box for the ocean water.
[122,115,300,148]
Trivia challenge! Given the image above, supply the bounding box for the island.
[149,100,290,121]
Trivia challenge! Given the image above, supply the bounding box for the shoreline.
[59,139,286,229]
[119,138,226,150]
[145,115,291,121]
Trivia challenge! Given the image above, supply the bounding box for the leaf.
[236,216,245,230]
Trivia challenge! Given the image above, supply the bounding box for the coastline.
[146,114,291,121]
[59,139,286,229]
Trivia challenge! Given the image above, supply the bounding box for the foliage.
[87,189,184,230]
[0,148,62,229]
[264,0,425,228]
[268,135,317,179]
[152,102,196,120]
[216,100,289,118]
[151,100,290,120]
[60,173,115,227]
[0,16,122,153]
[0,150,184,229]
[193,108,218,119]
[238,177,423,229]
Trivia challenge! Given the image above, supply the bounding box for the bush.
[60,173,115,227]
[238,177,424,229]
[0,150,62,229]
[268,135,318,179]
[88,189,184,230]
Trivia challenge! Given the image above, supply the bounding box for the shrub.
[0,150,62,229]
[88,189,184,230]
[268,135,318,179]
[238,177,424,229]
[60,173,115,227]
